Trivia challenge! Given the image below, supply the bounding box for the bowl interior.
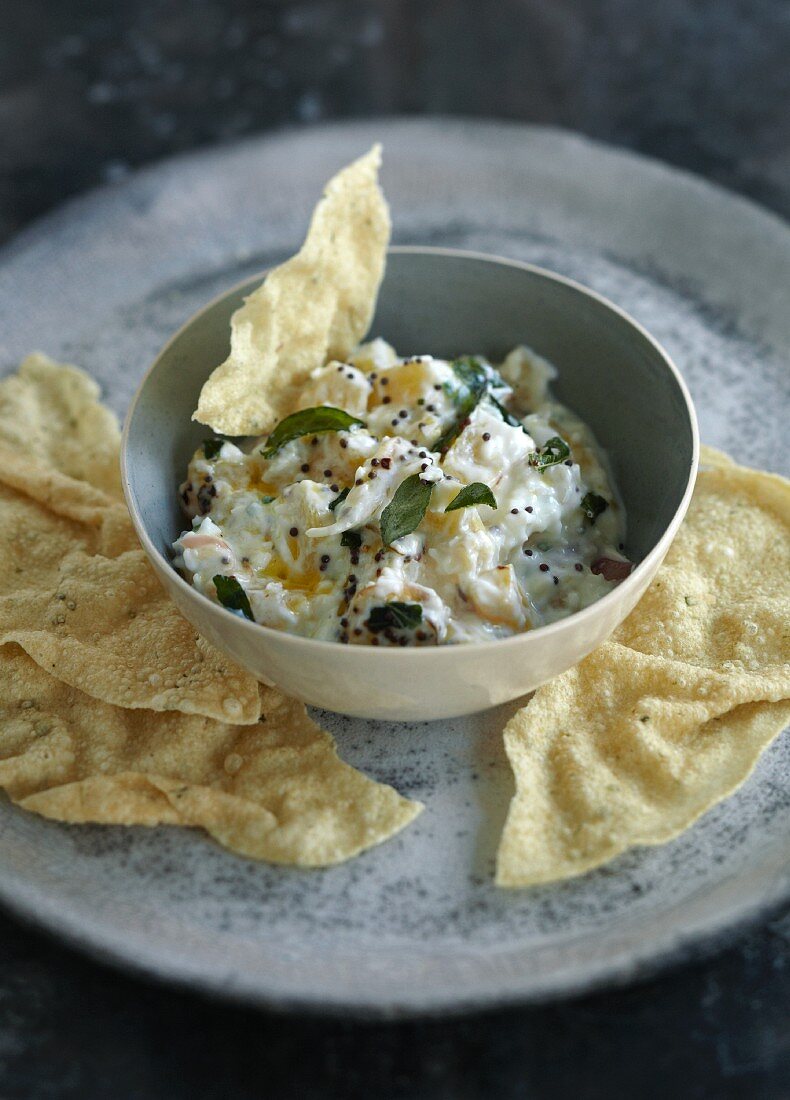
[125,248,695,585]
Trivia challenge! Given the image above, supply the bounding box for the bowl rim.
[121,244,700,658]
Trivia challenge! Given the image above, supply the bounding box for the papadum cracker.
[0,355,260,722]
[0,355,420,865]
[194,144,390,435]
[699,443,735,469]
[0,462,260,724]
[0,647,420,866]
[0,353,123,499]
[496,454,790,886]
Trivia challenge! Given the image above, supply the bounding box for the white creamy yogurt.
[174,343,631,645]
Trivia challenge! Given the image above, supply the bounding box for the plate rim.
[0,821,786,1017]
[0,118,788,1015]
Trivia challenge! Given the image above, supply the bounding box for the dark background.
[1,1,789,1096]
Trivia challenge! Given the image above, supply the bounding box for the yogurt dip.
[174,340,631,645]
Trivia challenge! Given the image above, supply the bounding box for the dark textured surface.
[0,904,789,1098]
[3,0,790,243]
[0,2,789,1097]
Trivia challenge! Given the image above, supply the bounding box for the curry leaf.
[488,394,521,427]
[328,486,350,512]
[263,407,365,458]
[432,358,489,453]
[445,482,498,512]
[528,436,570,472]
[380,473,434,545]
[450,356,489,395]
[434,357,518,453]
[581,491,608,522]
[340,529,362,552]
[203,438,225,460]
[432,411,472,456]
[366,602,423,633]
[213,575,254,620]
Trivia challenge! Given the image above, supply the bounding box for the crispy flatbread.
[497,451,790,885]
[194,145,390,435]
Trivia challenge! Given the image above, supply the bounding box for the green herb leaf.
[380,473,434,545]
[203,438,225,460]
[580,491,608,522]
[434,396,487,457]
[441,379,458,401]
[213,575,253,620]
[434,357,519,454]
[450,354,506,386]
[432,414,470,456]
[366,602,423,633]
[432,358,489,453]
[340,529,362,553]
[528,436,570,473]
[328,486,350,512]
[445,482,498,512]
[450,356,489,394]
[488,395,521,427]
[259,495,275,505]
[262,407,365,458]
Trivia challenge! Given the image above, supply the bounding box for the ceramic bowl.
[122,247,698,720]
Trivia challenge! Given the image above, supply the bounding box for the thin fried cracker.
[0,646,420,866]
[0,454,260,725]
[0,354,420,867]
[194,145,390,435]
[0,353,123,498]
[497,454,790,886]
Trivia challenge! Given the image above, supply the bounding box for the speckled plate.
[0,120,787,1016]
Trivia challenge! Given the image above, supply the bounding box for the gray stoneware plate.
[0,119,787,1017]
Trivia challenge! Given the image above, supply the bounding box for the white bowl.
[122,247,698,720]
